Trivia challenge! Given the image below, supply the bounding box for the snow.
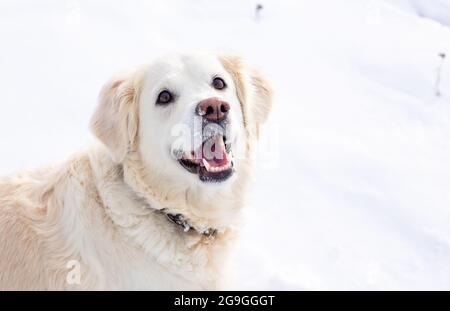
[1,0,450,290]
[388,0,450,26]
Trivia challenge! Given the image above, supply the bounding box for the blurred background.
[1,0,450,290]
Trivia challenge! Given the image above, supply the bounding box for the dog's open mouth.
[178,135,234,182]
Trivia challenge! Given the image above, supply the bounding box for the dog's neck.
[119,151,242,237]
[89,146,244,240]
[117,165,221,238]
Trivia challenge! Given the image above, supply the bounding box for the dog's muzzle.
[176,97,235,183]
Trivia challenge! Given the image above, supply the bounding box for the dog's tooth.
[202,161,232,173]
[202,158,211,172]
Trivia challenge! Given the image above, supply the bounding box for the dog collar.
[164,211,218,238]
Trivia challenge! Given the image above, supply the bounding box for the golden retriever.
[0,52,272,290]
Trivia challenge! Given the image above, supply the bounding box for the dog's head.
[90,52,272,196]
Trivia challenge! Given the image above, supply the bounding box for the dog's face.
[139,53,246,185]
[90,53,272,191]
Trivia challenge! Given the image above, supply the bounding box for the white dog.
[0,53,272,290]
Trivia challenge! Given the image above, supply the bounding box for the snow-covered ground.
[1,0,450,290]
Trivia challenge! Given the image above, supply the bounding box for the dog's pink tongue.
[203,136,230,167]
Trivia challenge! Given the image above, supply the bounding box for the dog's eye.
[156,90,173,105]
[212,77,226,90]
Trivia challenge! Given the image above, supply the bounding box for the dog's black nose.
[196,97,230,122]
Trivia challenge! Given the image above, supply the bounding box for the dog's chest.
[75,216,219,290]
[92,241,214,290]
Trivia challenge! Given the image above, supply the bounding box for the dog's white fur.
[0,53,272,290]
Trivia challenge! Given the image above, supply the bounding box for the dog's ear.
[90,70,143,163]
[248,67,273,125]
[219,55,273,127]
